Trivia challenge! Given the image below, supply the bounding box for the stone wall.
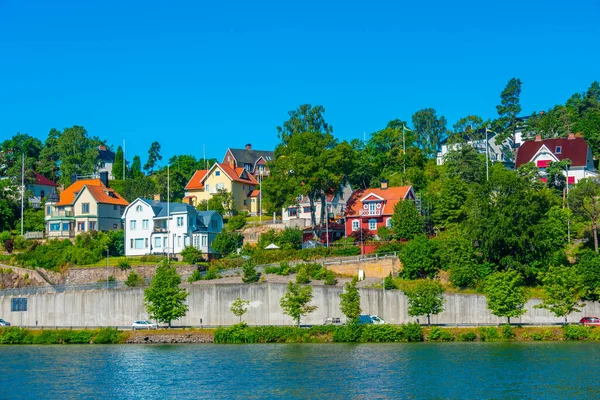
[326,257,398,279]
[40,265,198,285]
[2,283,600,327]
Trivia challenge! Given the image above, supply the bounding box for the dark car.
[580,317,600,326]
[0,318,10,326]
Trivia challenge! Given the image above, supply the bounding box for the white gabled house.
[123,198,223,258]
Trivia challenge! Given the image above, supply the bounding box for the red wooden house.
[344,182,415,237]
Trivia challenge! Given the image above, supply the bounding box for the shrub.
[383,273,396,290]
[478,327,501,341]
[188,269,202,283]
[228,214,247,231]
[118,259,131,270]
[124,271,144,287]
[93,327,123,344]
[377,227,393,241]
[588,328,600,341]
[323,270,337,285]
[0,327,28,344]
[181,246,203,264]
[563,325,590,340]
[428,326,454,341]
[108,275,116,282]
[501,324,516,340]
[204,265,220,280]
[296,267,310,284]
[531,332,543,341]
[457,331,477,341]
[242,260,259,283]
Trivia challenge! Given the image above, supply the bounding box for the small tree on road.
[280,281,317,327]
[144,260,189,328]
[403,279,445,326]
[230,297,250,323]
[340,277,361,323]
[535,266,585,324]
[484,270,528,324]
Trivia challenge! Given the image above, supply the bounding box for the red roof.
[35,173,57,187]
[56,179,128,206]
[249,190,260,197]
[516,137,590,168]
[345,186,413,217]
[185,170,208,190]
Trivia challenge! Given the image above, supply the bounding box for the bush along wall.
[0,327,125,344]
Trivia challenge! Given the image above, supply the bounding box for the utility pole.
[485,127,489,182]
[167,164,170,262]
[204,144,208,211]
[325,202,329,248]
[123,139,126,180]
[259,170,263,224]
[20,153,24,236]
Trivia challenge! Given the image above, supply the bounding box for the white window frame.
[386,218,392,228]
[142,219,149,230]
[369,219,377,231]
[130,220,137,230]
[177,217,184,227]
[352,220,359,231]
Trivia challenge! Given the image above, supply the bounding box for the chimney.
[535,135,542,142]
[380,179,389,190]
[98,145,107,151]
[540,111,545,115]
[153,193,162,201]
[71,174,78,185]
[99,171,109,188]
[245,143,252,150]
[568,133,576,140]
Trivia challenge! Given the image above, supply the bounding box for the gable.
[360,193,385,203]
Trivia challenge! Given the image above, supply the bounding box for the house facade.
[123,198,223,257]
[282,182,354,227]
[344,183,416,237]
[515,134,598,184]
[183,163,259,213]
[436,130,520,167]
[28,173,58,209]
[222,144,274,178]
[45,173,128,238]
[97,145,116,180]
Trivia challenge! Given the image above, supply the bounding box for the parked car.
[132,320,158,330]
[357,315,387,325]
[580,317,600,326]
[0,318,10,326]
[324,317,343,326]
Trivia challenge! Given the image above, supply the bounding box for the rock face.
[125,331,214,344]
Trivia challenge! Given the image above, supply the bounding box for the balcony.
[48,210,74,218]
[358,209,382,217]
[47,230,75,238]
[154,226,167,232]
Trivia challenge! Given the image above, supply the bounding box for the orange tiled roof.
[249,190,260,197]
[345,186,413,217]
[56,178,129,206]
[185,170,208,190]
[220,164,258,184]
[85,185,129,206]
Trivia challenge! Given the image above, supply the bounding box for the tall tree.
[484,270,528,324]
[403,279,445,326]
[55,126,102,186]
[535,266,585,324]
[144,141,162,174]
[391,200,424,240]
[569,177,600,253]
[144,261,189,328]
[494,78,523,162]
[280,281,317,327]
[0,133,43,185]
[129,155,143,179]
[411,108,447,159]
[340,277,361,323]
[37,129,61,183]
[112,146,125,180]
[450,115,485,143]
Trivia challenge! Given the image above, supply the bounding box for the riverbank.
[3,324,600,345]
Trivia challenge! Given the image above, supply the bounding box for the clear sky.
[1,0,599,163]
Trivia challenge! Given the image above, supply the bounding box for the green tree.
[17,207,45,233]
[230,297,250,323]
[242,259,259,283]
[339,277,361,322]
[494,78,523,161]
[55,126,102,186]
[436,230,481,287]
[411,108,447,159]
[124,271,144,287]
[574,250,600,300]
[112,146,125,180]
[208,189,235,216]
[144,261,189,327]
[144,141,162,174]
[180,246,203,264]
[432,177,469,228]
[280,281,317,327]
[38,129,61,183]
[129,155,144,179]
[296,267,310,284]
[535,266,585,324]
[484,270,528,324]
[569,177,600,253]
[212,230,243,256]
[391,200,424,240]
[450,115,485,143]
[403,279,445,326]
[109,177,157,203]
[443,145,486,184]
[383,273,396,290]
[399,235,438,279]
[0,133,42,184]
[0,179,19,231]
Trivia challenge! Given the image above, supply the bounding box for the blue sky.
[1,0,599,164]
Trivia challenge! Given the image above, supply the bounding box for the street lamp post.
[325,202,329,248]
[105,247,109,289]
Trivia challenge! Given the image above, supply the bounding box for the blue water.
[2,342,599,399]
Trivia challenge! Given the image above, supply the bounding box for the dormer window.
[136,205,143,212]
[555,146,562,154]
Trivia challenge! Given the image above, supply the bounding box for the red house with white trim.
[344,182,416,237]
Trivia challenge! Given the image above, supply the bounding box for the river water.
[2,342,599,399]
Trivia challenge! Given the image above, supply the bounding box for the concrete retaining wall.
[2,284,600,327]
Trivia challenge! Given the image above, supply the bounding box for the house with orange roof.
[344,181,415,237]
[45,172,129,238]
[183,163,259,214]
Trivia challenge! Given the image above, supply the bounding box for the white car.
[0,318,10,326]
[132,320,158,330]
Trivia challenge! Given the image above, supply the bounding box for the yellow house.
[183,163,259,213]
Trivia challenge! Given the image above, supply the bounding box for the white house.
[123,198,223,258]
[515,134,598,184]
[282,182,354,227]
[436,130,520,167]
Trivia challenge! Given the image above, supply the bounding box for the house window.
[568,176,575,184]
[130,220,137,230]
[113,224,118,229]
[50,223,60,231]
[242,184,245,189]
[244,200,248,206]
[189,217,194,227]
[202,236,207,246]
[113,205,117,211]
[62,223,69,231]
[142,219,149,230]
[244,163,252,171]
[145,238,149,248]
[386,218,392,228]
[216,183,225,190]
[352,220,359,231]
[216,171,221,176]
[177,217,183,227]
[89,222,96,231]
[130,239,134,248]
[77,222,85,231]
[288,208,298,217]
[41,190,45,199]
[136,205,143,212]
[163,237,167,248]
[369,219,377,231]
[135,238,144,249]
[211,220,218,229]
[121,206,126,213]
[205,184,210,192]
[368,202,377,214]
[81,203,90,214]
[555,146,562,154]
[155,237,162,248]
[177,236,181,246]
[46,206,51,216]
